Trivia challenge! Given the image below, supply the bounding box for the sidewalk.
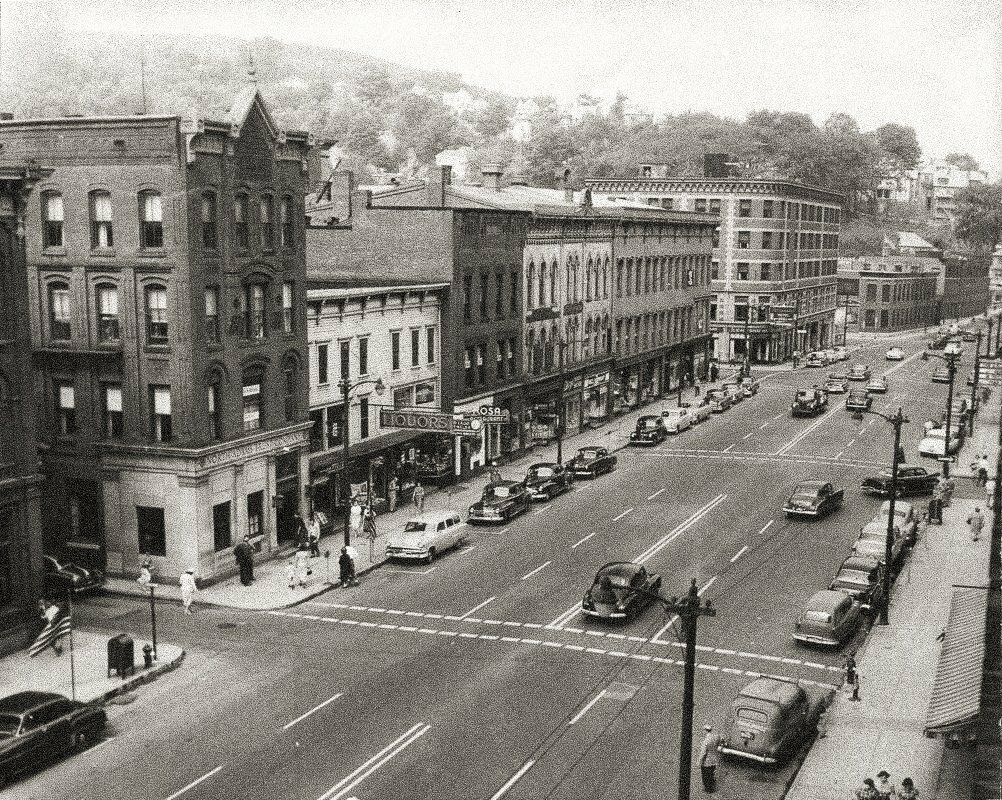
[785,392,999,800]
[106,380,728,612]
[0,630,184,705]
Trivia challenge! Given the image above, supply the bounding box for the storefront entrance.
[275,451,301,543]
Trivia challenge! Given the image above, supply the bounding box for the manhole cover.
[217,622,238,630]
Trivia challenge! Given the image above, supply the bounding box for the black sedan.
[523,462,574,501]
[845,389,872,412]
[581,562,663,621]
[0,691,106,786]
[468,481,531,524]
[629,415,668,446]
[567,446,617,478]
[782,481,844,518]
[829,555,884,611]
[861,464,938,497]
[43,555,105,597]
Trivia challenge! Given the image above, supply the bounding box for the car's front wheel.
[424,547,436,565]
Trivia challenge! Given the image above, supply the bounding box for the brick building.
[584,171,843,364]
[940,252,991,322]
[0,87,314,581]
[0,163,49,655]
[837,256,939,332]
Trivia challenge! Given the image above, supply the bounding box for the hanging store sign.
[379,408,454,432]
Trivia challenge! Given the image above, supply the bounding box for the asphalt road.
[17,335,983,800]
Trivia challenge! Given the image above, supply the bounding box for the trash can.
[107,634,135,678]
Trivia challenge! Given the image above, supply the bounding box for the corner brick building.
[0,87,314,581]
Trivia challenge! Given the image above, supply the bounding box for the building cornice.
[583,177,846,205]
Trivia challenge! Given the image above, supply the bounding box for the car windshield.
[796,390,814,399]
[0,715,20,736]
[598,573,631,589]
[529,466,554,478]
[488,486,512,498]
[804,610,832,623]
[836,569,871,586]
[664,410,683,418]
[403,521,427,532]
[639,419,660,429]
[736,707,769,723]
[708,390,725,397]
[579,450,599,461]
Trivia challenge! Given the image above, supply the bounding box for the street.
[18,338,981,800]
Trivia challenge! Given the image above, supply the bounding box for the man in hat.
[698,724,720,791]
[234,535,255,585]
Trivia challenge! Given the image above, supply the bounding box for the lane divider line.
[567,689,607,725]
[571,532,595,549]
[774,407,837,455]
[698,576,717,596]
[458,597,496,621]
[490,760,536,800]
[835,450,844,459]
[730,546,749,563]
[759,422,770,429]
[163,766,224,800]
[283,693,344,731]
[742,433,753,440]
[723,443,735,452]
[647,488,666,501]
[635,493,727,565]
[612,507,634,522]
[533,504,552,516]
[521,561,551,581]
[759,520,774,535]
[318,723,430,800]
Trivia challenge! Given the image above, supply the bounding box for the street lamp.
[921,350,960,476]
[851,406,908,626]
[339,376,385,546]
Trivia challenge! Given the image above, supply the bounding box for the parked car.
[929,334,949,350]
[865,376,888,394]
[852,527,907,570]
[931,366,952,384]
[722,382,745,403]
[385,511,466,563]
[739,376,761,397]
[829,555,884,611]
[847,364,871,381]
[832,346,849,362]
[885,347,905,361]
[717,677,830,766]
[706,388,733,412]
[875,500,919,544]
[683,400,713,424]
[791,387,828,417]
[944,339,963,356]
[824,374,849,394]
[845,389,872,412]
[522,462,574,501]
[42,555,105,597]
[793,589,864,647]
[630,415,668,446]
[0,691,107,785]
[804,352,827,368]
[468,481,530,524]
[782,481,844,518]
[581,562,663,621]
[862,464,938,497]
[661,407,694,434]
[961,330,978,342]
[918,426,963,458]
[567,446,617,478]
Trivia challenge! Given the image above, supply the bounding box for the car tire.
[425,547,436,565]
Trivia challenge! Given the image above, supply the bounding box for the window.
[55,380,76,435]
[246,284,266,339]
[393,386,414,409]
[426,327,436,364]
[102,383,123,438]
[738,231,750,249]
[709,295,718,320]
[660,197,674,210]
[463,275,472,320]
[49,282,71,341]
[325,405,342,446]
[712,228,720,248]
[201,192,218,250]
[616,260,623,296]
[760,263,771,281]
[340,340,349,380]
[259,195,274,249]
[137,506,166,557]
[496,339,506,380]
[495,273,504,318]
[235,194,250,250]
[694,198,707,212]
[476,345,486,384]
[865,309,876,328]
[507,338,516,376]
[97,284,119,342]
[709,198,721,214]
[411,329,420,367]
[526,262,535,309]
[150,385,172,442]
[0,507,14,608]
[246,491,263,539]
[207,381,222,440]
[416,382,436,405]
[317,343,329,384]
[284,364,297,422]
[139,191,163,249]
[761,231,773,249]
[480,274,489,319]
[281,281,294,333]
[711,261,719,280]
[280,196,294,248]
[309,410,324,452]
[145,285,168,343]
[205,287,220,343]
[391,331,401,370]
[213,502,231,552]
[42,192,63,248]
[882,284,890,302]
[880,309,889,328]
[89,191,113,248]
[736,262,749,281]
[465,347,474,388]
[762,199,774,218]
[358,337,369,375]
[738,199,752,217]
[242,378,262,431]
[359,398,369,439]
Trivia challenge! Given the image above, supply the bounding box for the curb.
[92,647,186,706]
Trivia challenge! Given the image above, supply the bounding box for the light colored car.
[847,364,871,381]
[722,381,744,403]
[852,527,907,570]
[832,346,849,362]
[824,374,849,394]
[706,388,733,412]
[793,589,864,647]
[865,376,888,394]
[739,376,760,397]
[804,352,827,367]
[661,407,694,433]
[885,347,905,361]
[918,427,962,458]
[877,500,919,544]
[944,339,963,356]
[385,510,466,563]
[684,399,713,423]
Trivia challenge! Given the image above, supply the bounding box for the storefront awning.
[309,428,426,476]
[924,587,988,737]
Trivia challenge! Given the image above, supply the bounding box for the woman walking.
[179,570,197,614]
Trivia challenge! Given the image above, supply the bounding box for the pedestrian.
[179,570,197,614]
[363,502,378,563]
[968,506,985,542]
[845,652,857,686]
[982,386,991,404]
[136,560,153,588]
[898,777,919,800]
[349,496,363,540]
[293,513,308,549]
[388,475,399,512]
[693,380,701,397]
[875,770,897,800]
[234,534,255,585]
[294,544,311,587]
[413,482,426,515]
[37,600,64,655]
[987,478,996,510]
[338,546,356,587]
[698,724,719,792]
[307,513,322,558]
[856,778,879,800]
[488,460,502,484]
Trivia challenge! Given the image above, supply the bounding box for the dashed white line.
[730,546,749,563]
[759,421,770,429]
[834,450,844,459]
[647,488,666,500]
[635,493,727,565]
[534,504,552,515]
[698,576,718,595]
[490,760,536,800]
[283,693,344,731]
[847,438,856,447]
[759,520,774,535]
[723,443,736,452]
[571,532,595,549]
[742,433,753,440]
[521,561,552,581]
[458,597,496,620]
[163,766,224,800]
[612,507,634,522]
[773,412,785,420]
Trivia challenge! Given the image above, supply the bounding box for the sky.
[7,0,1002,176]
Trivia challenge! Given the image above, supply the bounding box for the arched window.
[538,261,546,308]
[145,284,168,343]
[550,260,557,306]
[242,369,264,431]
[244,282,268,339]
[526,261,535,309]
[201,192,218,250]
[48,282,71,341]
[138,191,163,249]
[234,193,250,250]
[89,190,113,249]
[259,195,275,250]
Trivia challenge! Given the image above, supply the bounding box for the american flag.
[28,611,72,658]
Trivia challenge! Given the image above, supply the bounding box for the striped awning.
[924,588,988,737]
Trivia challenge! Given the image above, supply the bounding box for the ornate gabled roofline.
[583,176,846,204]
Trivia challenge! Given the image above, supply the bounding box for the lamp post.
[970,330,983,434]
[148,584,158,660]
[922,350,960,477]
[852,406,908,626]
[338,376,385,546]
[556,338,566,465]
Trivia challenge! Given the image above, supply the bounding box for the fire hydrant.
[142,644,154,669]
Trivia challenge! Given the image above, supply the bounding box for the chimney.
[509,171,528,187]
[481,162,504,191]
[562,167,574,204]
[320,170,356,222]
[426,165,452,207]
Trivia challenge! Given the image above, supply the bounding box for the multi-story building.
[305,281,446,518]
[0,162,48,655]
[837,257,939,333]
[306,173,529,478]
[876,159,988,226]
[585,170,844,363]
[940,252,991,321]
[0,86,314,581]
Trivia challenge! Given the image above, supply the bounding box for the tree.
[839,219,886,256]
[944,152,980,172]
[875,123,922,170]
[953,183,1002,251]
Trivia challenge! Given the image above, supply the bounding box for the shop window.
[359,337,369,375]
[102,383,123,438]
[145,285,169,343]
[201,192,218,250]
[137,506,166,557]
[97,284,120,342]
[55,380,76,435]
[207,381,222,440]
[246,491,263,538]
[234,194,250,250]
[213,501,231,552]
[42,191,63,248]
[309,410,324,452]
[359,398,369,439]
[394,386,414,408]
[89,190,114,248]
[49,282,71,341]
[242,376,263,431]
[138,191,163,249]
[411,329,420,367]
[415,382,435,405]
[150,384,172,442]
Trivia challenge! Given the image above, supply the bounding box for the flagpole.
[66,589,76,702]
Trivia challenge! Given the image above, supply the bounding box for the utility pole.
[667,578,717,800]
[970,330,982,434]
[944,354,957,478]
[556,338,565,465]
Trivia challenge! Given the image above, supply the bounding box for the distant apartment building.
[585,169,843,363]
[876,159,988,226]
[0,87,314,581]
[837,256,939,333]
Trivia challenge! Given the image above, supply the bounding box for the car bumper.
[581,607,626,619]
[527,489,553,500]
[783,506,820,516]
[468,513,504,524]
[718,745,777,764]
[385,548,430,560]
[629,437,661,446]
[793,632,841,646]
